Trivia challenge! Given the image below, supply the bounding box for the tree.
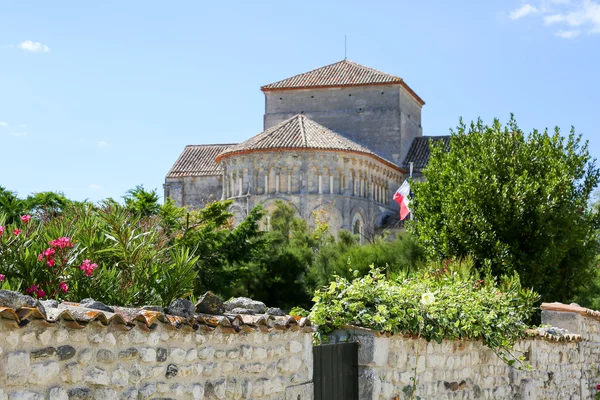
[410,116,600,303]
[123,185,161,218]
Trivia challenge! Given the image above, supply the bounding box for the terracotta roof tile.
[261,59,424,105]
[0,302,312,333]
[216,114,402,171]
[166,144,234,178]
[262,59,403,90]
[403,136,450,170]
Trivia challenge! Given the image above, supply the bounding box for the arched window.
[352,213,364,244]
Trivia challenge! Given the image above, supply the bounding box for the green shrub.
[310,259,539,365]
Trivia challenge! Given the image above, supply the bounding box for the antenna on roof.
[344,35,347,59]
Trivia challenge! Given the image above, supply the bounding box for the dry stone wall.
[329,303,600,400]
[0,316,313,400]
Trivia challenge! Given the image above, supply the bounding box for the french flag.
[393,180,411,220]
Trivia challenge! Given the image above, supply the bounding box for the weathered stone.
[289,340,303,353]
[141,305,164,312]
[139,347,157,363]
[96,349,116,364]
[192,385,205,400]
[198,346,215,360]
[138,383,157,399]
[30,346,56,359]
[118,348,138,360]
[170,348,186,363]
[29,361,59,384]
[49,387,68,400]
[266,307,286,316]
[8,392,44,400]
[6,351,30,381]
[118,388,137,400]
[207,379,227,400]
[56,344,76,360]
[67,388,93,400]
[79,298,114,313]
[230,307,256,315]
[224,297,267,314]
[111,366,129,387]
[195,292,225,315]
[165,364,179,378]
[0,290,46,318]
[78,349,93,364]
[156,347,168,362]
[41,299,59,309]
[92,389,117,400]
[128,363,144,383]
[84,367,109,385]
[165,298,195,318]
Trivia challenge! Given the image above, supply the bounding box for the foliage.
[410,116,600,303]
[310,259,539,366]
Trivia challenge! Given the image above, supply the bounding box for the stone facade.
[263,84,422,166]
[0,318,313,400]
[220,150,403,234]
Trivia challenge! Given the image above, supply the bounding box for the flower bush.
[309,259,539,365]
[0,202,198,306]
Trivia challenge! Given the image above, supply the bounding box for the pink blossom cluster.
[20,215,31,224]
[25,284,46,299]
[79,260,98,277]
[0,274,5,282]
[0,226,4,236]
[58,281,68,293]
[49,237,73,249]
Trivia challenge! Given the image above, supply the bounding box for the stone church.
[164,59,445,235]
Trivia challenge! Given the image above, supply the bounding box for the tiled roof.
[261,60,424,105]
[541,302,600,323]
[403,136,450,170]
[216,114,402,171]
[166,144,234,178]
[0,302,312,334]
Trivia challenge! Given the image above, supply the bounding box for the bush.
[310,259,539,364]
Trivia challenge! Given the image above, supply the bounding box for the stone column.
[288,171,292,194]
[318,175,322,195]
[264,174,269,195]
[330,175,334,195]
[275,173,280,194]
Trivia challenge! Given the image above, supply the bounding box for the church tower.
[261,60,424,165]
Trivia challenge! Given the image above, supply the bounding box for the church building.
[164,59,444,235]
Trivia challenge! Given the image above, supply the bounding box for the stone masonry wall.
[329,303,600,400]
[0,318,313,400]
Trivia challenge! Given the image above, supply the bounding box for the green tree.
[123,185,161,218]
[410,116,600,303]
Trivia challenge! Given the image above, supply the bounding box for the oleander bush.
[310,258,539,364]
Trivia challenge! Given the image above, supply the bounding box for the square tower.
[261,60,425,165]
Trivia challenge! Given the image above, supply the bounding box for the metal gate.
[313,342,359,400]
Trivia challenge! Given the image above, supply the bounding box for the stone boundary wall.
[0,315,313,400]
[328,302,600,400]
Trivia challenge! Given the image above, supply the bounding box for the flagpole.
[409,162,414,220]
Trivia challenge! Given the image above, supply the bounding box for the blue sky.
[1,0,599,202]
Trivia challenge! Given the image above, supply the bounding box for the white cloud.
[556,29,582,36]
[97,140,109,147]
[510,4,540,19]
[511,0,600,36]
[89,184,102,191]
[0,121,7,128]
[19,40,50,53]
[11,132,27,137]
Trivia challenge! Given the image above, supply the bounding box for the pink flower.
[58,281,68,293]
[0,274,5,282]
[20,215,31,224]
[596,384,600,391]
[0,226,4,235]
[25,284,38,295]
[43,247,55,257]
[46,259,56,267]
[38,253,43,261]
[49,237,73,249]
[36,289,46,298]
[79,259,98,277]
[13,229,21,236]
